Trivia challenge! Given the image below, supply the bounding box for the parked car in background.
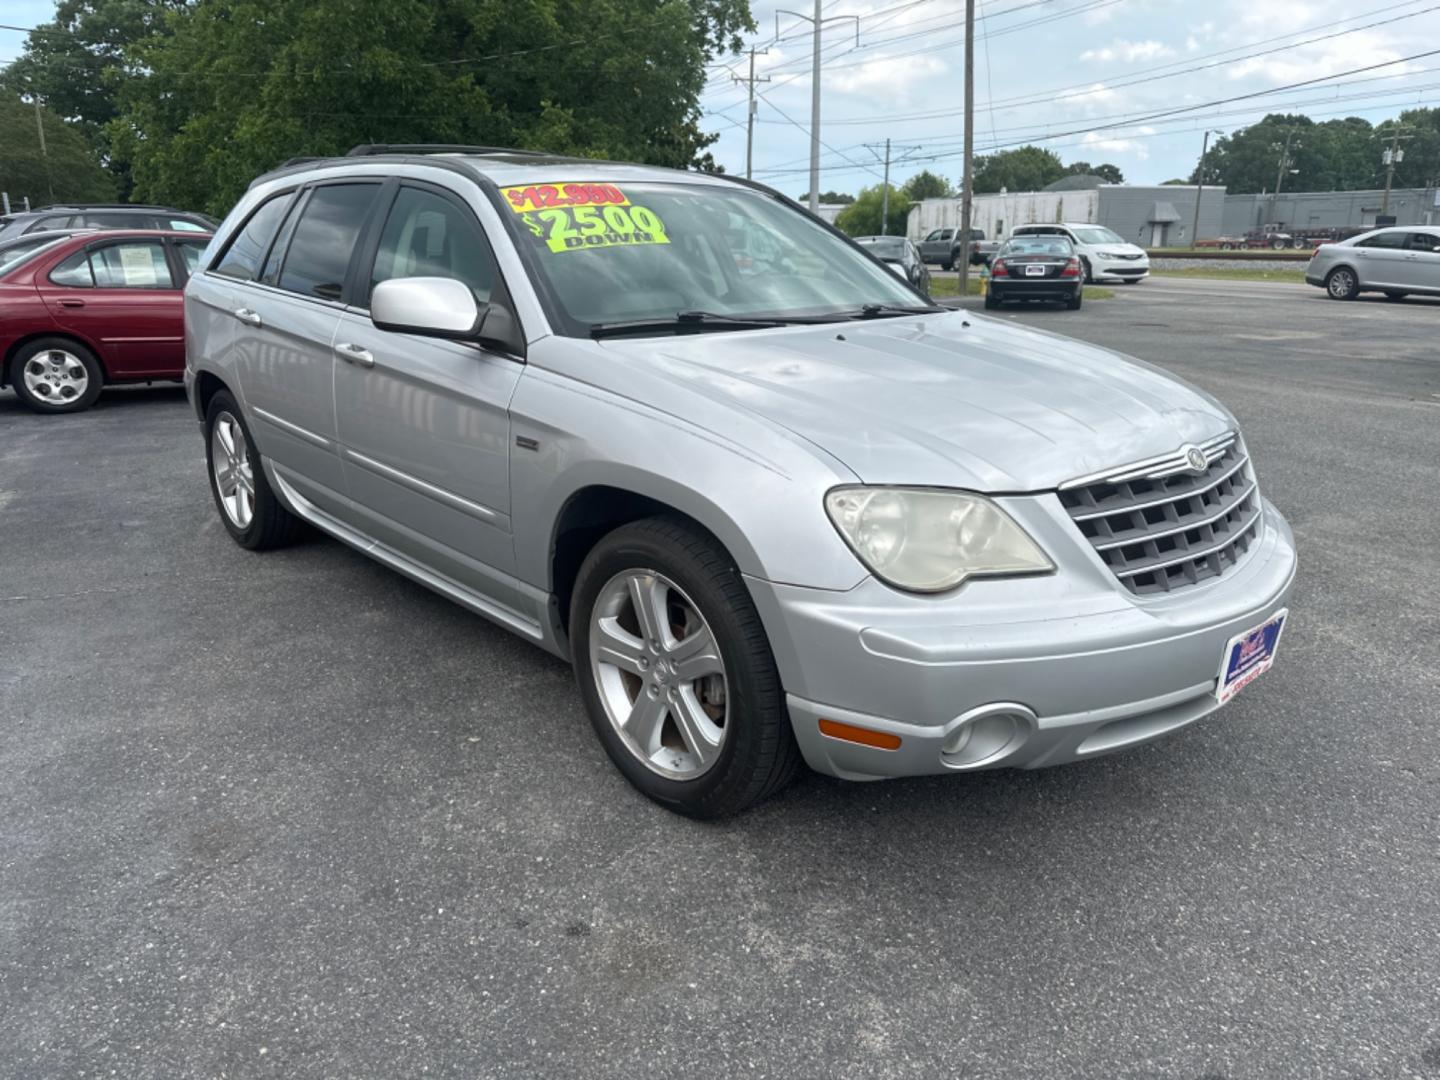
[1,229,211,412]
[985,235,1084,310]
[0,204,217,243]
[185,145,1294,817]
[956,230,998,270]
[1305,225,1440,301]
[854,235,931,292]
[0,228,97,273]
[1010,223,1148,283]
[917,227,956,265]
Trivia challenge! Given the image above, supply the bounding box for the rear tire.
[204,390,305,550]
[1325,267,1360,301]
[940,260,953,272]
[1066,289,1083,310]
[9,337,103,414]
[570,517,801,818]
[984,290,1001,309]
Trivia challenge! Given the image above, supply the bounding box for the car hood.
[593,312,1232,491]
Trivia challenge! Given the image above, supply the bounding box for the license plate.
[1216,609,1287,704]
[1024,264,1045,276]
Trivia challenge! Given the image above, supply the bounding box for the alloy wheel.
[588,569,729,780]
[1327,269,1356,299]
[22,349,88,404]
[210,411,255,528]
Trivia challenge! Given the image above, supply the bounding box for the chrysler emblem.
[1183,445,1208,473]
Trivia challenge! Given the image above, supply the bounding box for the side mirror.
[371,276,484,339]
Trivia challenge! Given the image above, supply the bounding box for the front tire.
[1325,267,1360,301]
[1080,257,1093,284]
[204,390,305,550]
[570,517,801,818]
[984,289,1001,309]
[9,338,103,414]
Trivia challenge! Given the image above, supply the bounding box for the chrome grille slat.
[1059,433,1263,596]
[1068,455,1250,521]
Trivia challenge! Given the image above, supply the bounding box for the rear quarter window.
[213,194,292,281]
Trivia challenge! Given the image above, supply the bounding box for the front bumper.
[1093,258,1149,281]
[747,495,1296,780]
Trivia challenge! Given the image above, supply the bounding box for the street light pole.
[958,0,975,295]
[776,8,859,212]
[1189,129,1214,250]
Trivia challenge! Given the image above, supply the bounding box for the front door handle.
[334,342,374,368]
[59,298,85,308]
[233,307,262,327]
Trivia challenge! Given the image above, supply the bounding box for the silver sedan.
[1305,225,1440,300]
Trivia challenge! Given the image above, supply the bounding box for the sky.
[5,0,1439,195]
[700,0,1440,194]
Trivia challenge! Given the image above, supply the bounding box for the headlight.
[1099,251,1126,259]
[824,487,1054,593]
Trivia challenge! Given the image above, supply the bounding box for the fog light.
[942,703,1035,768]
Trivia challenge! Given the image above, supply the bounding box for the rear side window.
[277,183,379,301]
[213,194,291,281]
[368,186,496,304]
[1357,231,1405,249]
[1408,232,1440,253]
[168,218,208,233]
[90,242,174,288]
[177,240,207,276]
[49,249,94,287]
[84,212,154,229]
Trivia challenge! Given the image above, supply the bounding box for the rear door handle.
[59,298,86,308]
[233,307,262,327]
[334,342,374,368]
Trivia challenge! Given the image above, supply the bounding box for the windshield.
[503,181,922,333]
[1000,237,1073,258]
[1070,227,1125,245]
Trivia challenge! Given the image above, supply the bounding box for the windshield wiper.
[589,310,833,339]
[851,303,947,319]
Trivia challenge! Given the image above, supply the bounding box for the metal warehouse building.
[908,183,1226,247]
[1223,187,1439,233]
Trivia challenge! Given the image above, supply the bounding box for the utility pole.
[732,47,770,181]
[1189,129,1217,250]
[1269,129,1297,228]
[776,7,859,212]
[958,0,976,295]
[1378,122,1414,216]
[865,140,922,235]
[31,86,54,203]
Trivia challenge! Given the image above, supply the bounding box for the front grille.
[1058,433,1262,595]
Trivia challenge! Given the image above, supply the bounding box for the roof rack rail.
[345,143,552,158]
[38,202,174,211]
[278,156,323,168]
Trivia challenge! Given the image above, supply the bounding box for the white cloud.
[824,54,947,96]
[1080,127,1156,159]
[1224,33,1408,83]
[1057,82,1119,106]
[1080,39,1176,63]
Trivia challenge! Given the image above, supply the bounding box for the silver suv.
[186,145,1297,817]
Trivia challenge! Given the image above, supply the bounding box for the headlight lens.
[824,487,1054,592]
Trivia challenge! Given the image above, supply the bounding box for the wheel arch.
[192,368,233,422]
[3,331,110,387]
[546,478,761,638]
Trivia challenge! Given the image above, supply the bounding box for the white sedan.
[1010,223,1149,284]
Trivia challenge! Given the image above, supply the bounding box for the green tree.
[833,183,909,236]
[1387,107,1440,189]
[969,145,1065,194]
[0,0,184,198]
[1200,114,1380,192]
[798,190,855,203]
[1064,161,1124,184]
[103,0,753,214]
[0,96,116,205]
[900,169,951,200]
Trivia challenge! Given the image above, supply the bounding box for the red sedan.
[0,229,211,413]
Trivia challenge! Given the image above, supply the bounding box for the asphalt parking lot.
[3,277,1439,1079]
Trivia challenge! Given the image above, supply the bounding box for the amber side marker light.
[818,718,902,751]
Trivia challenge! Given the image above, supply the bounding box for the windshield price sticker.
[519,204,671,254]
[502,183,630,213]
